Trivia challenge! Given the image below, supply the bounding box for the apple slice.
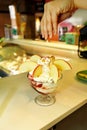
[49,64,58,83]
[30,55,41,63]
[33,65,43,78]
[19,60,37,73]
[54,59,72,71]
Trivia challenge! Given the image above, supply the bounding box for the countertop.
[0,40,87,130]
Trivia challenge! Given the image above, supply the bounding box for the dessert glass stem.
[35,94,56,106]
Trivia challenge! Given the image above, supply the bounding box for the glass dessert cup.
[27,73,61,106]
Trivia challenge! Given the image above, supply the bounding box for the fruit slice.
[54,59,72,71]
[33,65,43,78]
[30,55,41,63]
[49,64,58,83]
[19,60,37,72]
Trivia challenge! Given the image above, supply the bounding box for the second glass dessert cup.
[27,73,61,106]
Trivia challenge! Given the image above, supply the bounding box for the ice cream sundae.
[27,55,71,94]
[27,55,72,106]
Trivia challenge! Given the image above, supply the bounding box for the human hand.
[41,0,77,40]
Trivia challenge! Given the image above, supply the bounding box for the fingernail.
[49,33,52,38]
[54,30,57,35]
[45,35,47,40]
[54,28,57,35]
[42,35,44,38]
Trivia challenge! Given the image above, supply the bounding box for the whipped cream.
[33,57,54,84]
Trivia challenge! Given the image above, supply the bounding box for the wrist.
[74,0,87,9]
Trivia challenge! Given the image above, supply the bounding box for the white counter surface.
[0,40,87,130]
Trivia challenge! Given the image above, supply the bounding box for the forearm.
[74,0,87,9]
